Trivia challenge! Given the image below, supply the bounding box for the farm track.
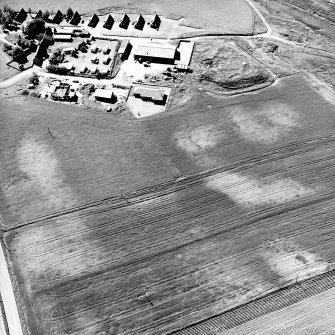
[169,268,335,334]
[7,132,335,232]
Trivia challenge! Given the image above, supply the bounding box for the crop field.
[5,134,335,334]
[2,0,254,34]
[0,98,178,227]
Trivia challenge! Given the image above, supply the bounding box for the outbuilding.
[80,65,87,73]
[90,65,98,74]
[90,44,98,53]
[53,34,73,42]
[91,55,99,63]
[118,39,132,60]
[63,47,75,54]
[102,45,110,54]
[134,44,177,64]
[103,55,110,64]
[95,89,117,103]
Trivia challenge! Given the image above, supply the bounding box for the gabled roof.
[70,11,81,25]
[152,91,165,101]
[141,89,161,99]
[103,14,114,29]
[133,87,147,95]
[95,89,114,99]
[88,13,99,27]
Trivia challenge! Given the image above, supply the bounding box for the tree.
[12,46,25,63]
[28,8,32,14]
[24,18,45,38]
[29,72,39,85]
[42,10,49,21]
[66,7,73,21]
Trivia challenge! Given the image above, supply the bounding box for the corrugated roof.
[134,45,176,59]
[95,89,113,99]
[54,34,72,40]
[133,87,147,95]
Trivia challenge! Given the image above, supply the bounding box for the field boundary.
[5,132,335,231]
[168,267,335,334]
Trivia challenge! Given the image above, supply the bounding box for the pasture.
[2,0,254,34]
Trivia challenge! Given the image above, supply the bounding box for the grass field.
[3,74,335,335]
[0,98,179,227]
[0,46,19,81]
[1,0,254,34]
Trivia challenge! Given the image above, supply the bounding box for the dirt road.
[0,242,23,335]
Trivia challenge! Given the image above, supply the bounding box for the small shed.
[80,65,87,73]
[80,30,90,37]
[95,89,116,103]
[103,14,114,29]
[102,55,110,64]
[70,11,81,25]
[88,13,99,27]
[53,34,72,42]
[134,14,145,30]
[91,65,98,74]
[90,44,98,53]
[119,13,130,29]
[102,45,110,54]
[64,47,75,54]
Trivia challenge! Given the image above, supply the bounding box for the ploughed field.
[3,73,335,334]
[5,137,335,335]
[3,0,254,34]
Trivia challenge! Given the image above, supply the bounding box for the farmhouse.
[103,14,114,29]
[15,8,27,23]
[119,13,130,29]
[52,10,63,24]
[134,14,145,30]
[134,44,177,64]
[118,39,132,60]
[70,11,81,25]
[95,89,117,102]
[53,34,73,42]
[150,14,161,29]
[134,86,167,105]
[88,13,99,27]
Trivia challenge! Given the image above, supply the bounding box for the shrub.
[29,72,39,85]
[29,91,41,98]
[21,89,29,96]
[24,18,45,38]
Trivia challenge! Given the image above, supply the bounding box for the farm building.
[55,28,75,35]
[91,55,99,63]
[35,10,42,19]
[88,13,99,27]
[134,14,145,30]
[70,11,81,25]
[95,89,117,103]
[99,67,109,76]
[80,30,90,37]
[52,10,63,24]
[103,14,114,29]
[134,44,177,64]
[103,55,110,64]
[150,14,161,29]
[53,34,72,42]
[90,65,98,74]
[118,39,132,60]
[90,44,98,53]
[102,45,110,54]
[63,47,75,54]
[134,86,167,105]
[15,8,27,23]
[119,13,130,29]
[80,65,87,73]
